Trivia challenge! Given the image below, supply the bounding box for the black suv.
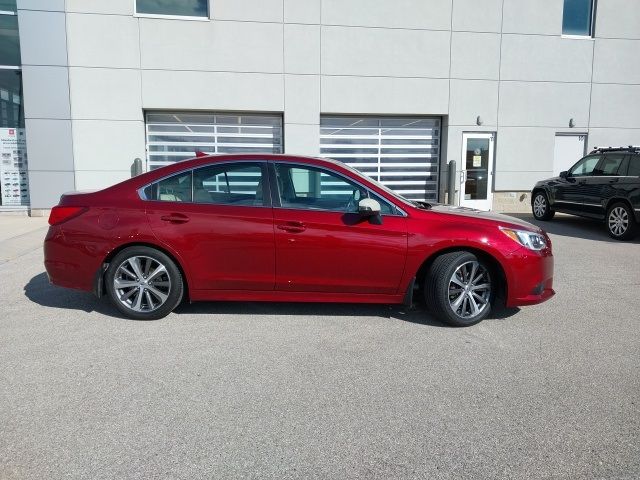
[531,146,640,240]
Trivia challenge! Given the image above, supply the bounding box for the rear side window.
[192,163,265,206]
[596,154,626,176]
[629,155,640,177]
[143,171,193,202]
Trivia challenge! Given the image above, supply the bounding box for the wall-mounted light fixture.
[569,118,575,128]
[476,115,483,126]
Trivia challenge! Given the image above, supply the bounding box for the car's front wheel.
[425,251,494,327]
[606,202,637,241]
[105,246,184,320]
[532,191,555,221]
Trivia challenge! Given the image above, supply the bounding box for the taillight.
[48,206,87,226]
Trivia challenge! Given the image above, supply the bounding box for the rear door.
[144,161,276,291]
[582,153,627,218]
[271,162,407,295]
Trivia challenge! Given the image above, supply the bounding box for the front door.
[460,133,495,211]
[271,162,407,294]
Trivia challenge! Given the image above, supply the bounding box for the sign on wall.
[0,128,29,206]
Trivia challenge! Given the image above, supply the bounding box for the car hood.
[428,204,542,232]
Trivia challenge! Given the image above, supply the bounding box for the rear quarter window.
[628,155,640,177]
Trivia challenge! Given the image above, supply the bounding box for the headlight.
[500,227,547,251]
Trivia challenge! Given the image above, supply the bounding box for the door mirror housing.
[559,170,568,179]
[358,198,381,216]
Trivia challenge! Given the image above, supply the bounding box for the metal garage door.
[145,112,283,170]
[320,116,440,201]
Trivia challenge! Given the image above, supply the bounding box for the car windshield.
[336,162,432,209]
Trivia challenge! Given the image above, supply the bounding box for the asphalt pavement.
[0,213,639,479]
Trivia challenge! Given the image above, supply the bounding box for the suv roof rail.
[590,146,640,154]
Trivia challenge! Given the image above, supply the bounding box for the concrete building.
[3,0,640,215]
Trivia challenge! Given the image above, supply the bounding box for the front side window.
[144,171,192,202]
[562,0,595,36]
[136,0,208,17]
[193,163,265,206]
[569,155,600,177]
[275,163,395,214]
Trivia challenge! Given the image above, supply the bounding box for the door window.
[143,171,192,202]
[595,154,626,176]
[569,155,600,177]
[274,163,395,214]
[628,156,640,177]
[192,163,265,206]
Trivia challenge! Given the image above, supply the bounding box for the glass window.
[0,1,16,13]
[275,163,395,214]
[136,0,208,17]
[0,15,20,66]
[596,154,626,176]
[0,70,23,128]
[193,163,265,206]
[569,155,600,177]
[144,171,192,202]
[628,156,640,177]
[562,0,594,36]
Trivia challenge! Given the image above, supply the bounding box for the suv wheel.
[105,246,184,320]
[532,192,555,221]
[607,202,637,241]
[425,251,494,327]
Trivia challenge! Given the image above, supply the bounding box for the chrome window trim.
[273,161,408,217]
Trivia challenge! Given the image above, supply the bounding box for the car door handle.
[277,221,306,233]
[577,180,586,185]
[160,213,190,224]
[608,178,619,183]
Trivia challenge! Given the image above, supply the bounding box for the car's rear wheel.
[425,251,494,327]
[532,191,555,221]
[105,246,184,320]
[606,202,637,241]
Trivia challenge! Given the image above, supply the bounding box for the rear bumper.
[44,226,105,293]
[504,246,555,308]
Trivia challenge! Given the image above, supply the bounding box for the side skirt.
[189,289,406,304]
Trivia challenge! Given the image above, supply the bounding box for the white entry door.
[460,133,495,211]
[553,133,587,176]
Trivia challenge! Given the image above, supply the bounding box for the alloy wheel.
[113,256,171,312]
[533,194,546,218]
[608,206,629,236]
[448,260,491,319]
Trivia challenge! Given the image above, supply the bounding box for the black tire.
[105,246,184,320]
[425,251,495,327]
[532,191,555,221]
[606,202,637,241]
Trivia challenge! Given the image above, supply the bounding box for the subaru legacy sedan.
[44,154,554,327]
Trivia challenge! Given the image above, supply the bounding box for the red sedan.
[44,154,554,326]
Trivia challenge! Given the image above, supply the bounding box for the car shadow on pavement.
[25,272,521,326]
[506,213,640,244]
[24,272,122,318]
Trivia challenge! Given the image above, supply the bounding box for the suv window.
[569,155,600,177]
[628,155,640,177]
[275,163,396,214]
[193,163,265,206]
[143,171,192,202]
[596,154,626,176]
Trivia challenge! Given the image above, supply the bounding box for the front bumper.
[504,246,555,308]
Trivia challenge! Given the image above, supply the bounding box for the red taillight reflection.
[48,206,87,226]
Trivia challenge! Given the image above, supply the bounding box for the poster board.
[0,128,29,206]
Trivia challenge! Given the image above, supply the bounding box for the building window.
[145,112,283,170]
[562,0,595,36]
[136,0,209,18]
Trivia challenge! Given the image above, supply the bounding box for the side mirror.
[358,198,381,217]
[559,171,568,179]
